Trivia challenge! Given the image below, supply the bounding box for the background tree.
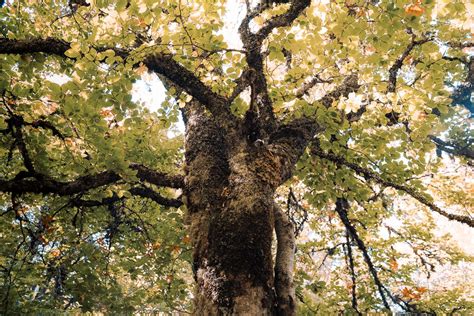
[0,0,473,314]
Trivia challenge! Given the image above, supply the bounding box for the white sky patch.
[131,73,167,112]
[46,73,71,85]
[131,73,185,138]
[220,0,245,49]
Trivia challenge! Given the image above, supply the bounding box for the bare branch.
[344,231,362,316]
[442,55,468,65]
[5,114,36,174]
[0,110,184,193]
[286,188,308,237]
[72,186,182,208]
[295,74,332,98]
[447,41,474,49]
[312,146,474,227]
[429,136,474,160]
[336,198,391,310]
[0,37,71,56]
[228,69,252,103]
[387,33,431,93]
[71,195,122,207]
[27,119,67,140]
[318,73,360,108]
[143,54,236,126]
[266,74,360,184]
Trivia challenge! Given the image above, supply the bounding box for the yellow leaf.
[65,42,81,58]
[135,62,148,76]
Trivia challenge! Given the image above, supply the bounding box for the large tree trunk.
[184,102,309,315]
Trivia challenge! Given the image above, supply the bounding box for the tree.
[0,0,473,314]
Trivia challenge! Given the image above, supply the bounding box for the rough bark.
[274,203,296,316]
[184,97,309,314]
[187,137,276,313]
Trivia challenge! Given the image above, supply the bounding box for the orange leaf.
[412,292,421,300]
[405,4,424,16]
[401,287,423,300]
[100,108,113,117]
[401,287,413,299]
[389,259,399,271]
[41,215,54,227]
[416,286,428,294]
[182,235,191,244]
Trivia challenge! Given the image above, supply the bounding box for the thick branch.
[72,187,182,208]
[238,0,312,139]
[274,202,296,316]
[0,38,235,128]
[0,37,71,56]
[255,0,311,44]
[0,165,183,196]
[0,171,121,196]
[130,163,184,188]
[312,146,474,227]
[267,74,360,183]
[143,54,235,126]
[268,117,323,184]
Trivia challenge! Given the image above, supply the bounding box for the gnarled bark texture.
[184,101,312,315]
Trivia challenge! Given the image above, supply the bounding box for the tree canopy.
[0,0,473,314]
